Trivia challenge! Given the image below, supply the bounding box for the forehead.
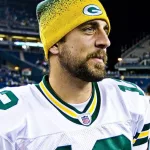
[79,19,108,28]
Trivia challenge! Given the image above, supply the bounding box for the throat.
[49,75,93,104]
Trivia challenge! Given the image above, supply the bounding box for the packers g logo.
[83,4,102,16]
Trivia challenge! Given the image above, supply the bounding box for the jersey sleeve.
[104,78,150,150]
[132,95,150,150]
[113,79,150,149]
[0,86,28,145]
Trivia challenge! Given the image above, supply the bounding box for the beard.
[58,47,107,82]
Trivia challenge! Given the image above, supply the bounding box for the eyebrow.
[79,20,108,29]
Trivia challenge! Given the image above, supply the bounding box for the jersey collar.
[37,75,101,126]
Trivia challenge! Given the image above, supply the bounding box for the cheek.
[79,44,94,58]
[62,38,93,60]
[70,36,91,51]
[73,47,88,61]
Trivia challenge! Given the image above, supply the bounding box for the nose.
[95,29,111,49]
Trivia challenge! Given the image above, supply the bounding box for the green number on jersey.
[0,90,19,110]
[56,135,131,150]
[113,79,144,96]
[93,135,131,150]
[56,146,71,150]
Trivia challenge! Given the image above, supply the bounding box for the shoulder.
[99,78,144,94]
[98,77,145,97]
[0,84,37,134]
[145,95,150,101]
[97,78,148,115]
[0,84,36,110]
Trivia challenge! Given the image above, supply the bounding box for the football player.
[0,0,150,149]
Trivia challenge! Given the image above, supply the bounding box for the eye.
[104,26,109,35]
[82,26,96,34]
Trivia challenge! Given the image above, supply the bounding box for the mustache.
[86,50,108,63]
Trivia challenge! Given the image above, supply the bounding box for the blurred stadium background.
[0,0,149,93]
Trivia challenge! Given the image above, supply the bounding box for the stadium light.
[118,58,123,62]
[14,66,20,71]
[0,38,3,41]
[14,41,43,47]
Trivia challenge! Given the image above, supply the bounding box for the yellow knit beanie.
[36,0,110,60]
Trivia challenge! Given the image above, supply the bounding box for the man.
[0,0,150,149]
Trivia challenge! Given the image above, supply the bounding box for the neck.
[49,65,92,104]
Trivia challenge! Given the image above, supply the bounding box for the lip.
[90,58,104,63]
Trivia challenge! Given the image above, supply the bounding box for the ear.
[49,44,59,55]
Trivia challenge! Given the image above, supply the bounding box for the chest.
[16,118,133,150]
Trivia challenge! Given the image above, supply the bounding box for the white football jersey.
[146,95,150,101]
[0,75,149,150]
